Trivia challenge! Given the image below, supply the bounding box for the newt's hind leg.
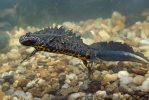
[82,60,94,77]
[86,50,98,66]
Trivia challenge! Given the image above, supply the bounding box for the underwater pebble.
[26,82,33,88]
[33,97,41,100]
[135,21,142,26]
[119,84,133,94]
[121,29,130,37]
[15,27,26,38]
[140,39,149,45]
[26,47,35,53]
[111,11,124,22]
[95,90,107,98]
[29,88,43,97]
[4,88,14,95]
[118,71,129,79]
[26,92,33,99]
[68,93,80,100]
[0,65,11,73]
[16,66,26,73]
[62,22,78,31]
[139,45,149,50]
[82,38,94,45]
[73,67,81,75]
[6,51,21,60]
[61,83,69,89]
[132,86,141,92]
[39,69,48,78]
[141,78,149,92]
[13,97,18,100]
[2,71,14,79]
[112,93,119,100]
[92,18,103,29]
[68,73,78,81]
[120,76,133,85]
[98,30,110,41]
[2,83,10,91]
[69,57,81,65]
[68,92,86,100]
[132,67,147,75]
[79,82,89,91]
[50,72,58,78]
[43,52,58,57]
[140,30,147,39]
[127,31,136,39]
[14,90,27,99]
[84,93,93,100]
[132,37,140,46]
[58,73,66,84]
[91,70,101,80]
[65,79,71,84]
[103,74,118,82]
[105,84,119,95]
[17,79,29,88]
[132,75,145,85]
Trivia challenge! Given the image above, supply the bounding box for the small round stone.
[118,71,129,79]
[132,75,145,85]
[103,74,118,82]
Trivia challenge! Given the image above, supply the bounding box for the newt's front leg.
[21,49,37,63]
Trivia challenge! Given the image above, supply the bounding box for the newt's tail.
[96,50,149,63]
[90,41,149,63]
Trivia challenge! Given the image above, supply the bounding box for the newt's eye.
[26,33,31,37]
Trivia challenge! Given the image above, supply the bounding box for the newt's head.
[19,32,44,46]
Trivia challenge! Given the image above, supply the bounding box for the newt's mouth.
[19,36,36,46]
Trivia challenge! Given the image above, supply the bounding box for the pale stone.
[61,84,69,89]
[141,78,149,92]
[95,90,107,98]
[140,30,147,39]
[7,51,21,60]
[133,75,145,85]
[111,11,124,22]
[120,76,133,85]
[14,90,27,98]
[132,37,140,45]
[68,73,78,81]
[92,18,103,29]
[0,65,11,73]
[69,57,81,65]
[139,46,149,50]
[15,27,26,38]
[98,30,110,41]
[62,22,78,31]
[118,71,129,79]
[26,47,35,53]
[82,38,94,45]
[92,70,101,80]
[127,31,136,39]
[104,74,118,82]
[113,93,119,100]
[135,21,142,26]
[68,92,85,100]
[140,39,149,45]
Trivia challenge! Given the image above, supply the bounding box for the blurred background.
[0,0,149,30]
